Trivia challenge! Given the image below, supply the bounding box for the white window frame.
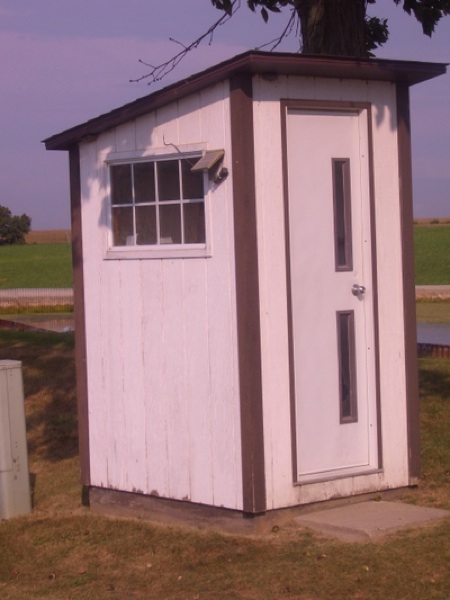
[102,147,212,260]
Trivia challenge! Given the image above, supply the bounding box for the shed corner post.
[229,73,267,514]
[396,82,420,484]
[69,145,91,492]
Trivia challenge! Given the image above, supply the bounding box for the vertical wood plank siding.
[230,74,267,514]
[44,54,444,516]
[253,77,412,508]
[69,146,90,487]
[81,85,243,510]
[396,83,421,482]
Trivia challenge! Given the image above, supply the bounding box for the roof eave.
[43,51,447,151]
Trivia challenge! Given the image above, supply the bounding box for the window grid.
[110,157,205,248]
[131,166,137,243]
[153,162,161,245]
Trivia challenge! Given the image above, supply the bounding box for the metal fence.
[416,285,450,301]
[418,343,450,359]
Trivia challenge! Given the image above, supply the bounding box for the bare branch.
[255,8,299,51]
[130,0,242,84]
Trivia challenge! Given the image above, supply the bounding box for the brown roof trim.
[43,50,447,151]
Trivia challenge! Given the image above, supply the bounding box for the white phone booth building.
[45,52,446,517]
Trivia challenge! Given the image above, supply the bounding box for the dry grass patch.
[0,333,449,599]
[1,515,450,599]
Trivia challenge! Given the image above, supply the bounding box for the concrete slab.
[294,501,450,542]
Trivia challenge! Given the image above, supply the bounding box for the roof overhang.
[43,50,447,151]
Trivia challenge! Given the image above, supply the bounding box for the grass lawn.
[0,331,449,599]
[0,225,447,290]
[0,244,72,289]
[416,301,450,324]
[414,224,450,285]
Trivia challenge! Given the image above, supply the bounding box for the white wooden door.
[286,107,378,482]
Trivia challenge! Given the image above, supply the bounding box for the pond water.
[417,323,450,346]
[1,314,449,345]
[0,313,74,333]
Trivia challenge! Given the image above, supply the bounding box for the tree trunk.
[295,0,367,57]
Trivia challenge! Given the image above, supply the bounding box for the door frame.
[280,99,382,484]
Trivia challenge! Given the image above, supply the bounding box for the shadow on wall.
[419,360,450,401]
[0,332,78,463]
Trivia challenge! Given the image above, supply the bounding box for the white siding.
[80,70,413,513]
[252,76,292,510]
[252,75,409,508]
[80,81,243,509]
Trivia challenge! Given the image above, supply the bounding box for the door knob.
[352,284,366,298]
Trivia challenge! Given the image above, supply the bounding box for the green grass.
[0,331,449,599]
[417,358,450,505]
[0,244,72,288]
[0,225,447,290]
[416,301,450,324]
[414,225,450,285]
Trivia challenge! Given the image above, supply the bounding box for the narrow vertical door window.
[333,158,353,271]
[337,311,358,423]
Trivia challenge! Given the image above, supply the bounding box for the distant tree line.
[0,205,31,245]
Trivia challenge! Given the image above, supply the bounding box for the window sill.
[104,244,211,260]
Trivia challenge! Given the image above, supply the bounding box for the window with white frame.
[109,157,205,247]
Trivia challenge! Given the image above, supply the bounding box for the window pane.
[332,159,353,271]
[181,159,204,199]
[136,205,157,245]
[160,204,181,244]
[157,160,180,201]
[184,202,205,244]
[134,163,156,203]
[110,159,207,249]
[112,206,134,246]
[337,311,358,423]
[111,164,132,205]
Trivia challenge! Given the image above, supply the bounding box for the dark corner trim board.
[230,73,267,514]
[69,146,91,487]
[279,100,298,483]
[396,83,421,483]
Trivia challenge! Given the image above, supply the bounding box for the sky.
[1,0,449,230]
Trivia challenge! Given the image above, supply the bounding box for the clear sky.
[1,0,449,229]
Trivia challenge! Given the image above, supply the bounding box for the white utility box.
[0,360,31,519]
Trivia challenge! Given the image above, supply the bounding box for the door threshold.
[295,467,382,486]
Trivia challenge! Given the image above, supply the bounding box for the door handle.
[352,284,366,298]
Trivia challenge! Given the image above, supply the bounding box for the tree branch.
[254,8,300,51]
[130,0,242,84]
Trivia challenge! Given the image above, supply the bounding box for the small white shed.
[45,51,446,517]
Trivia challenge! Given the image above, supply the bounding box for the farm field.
[25,230,71,245]
[416,301,450,324]
[0,243,72,289]
[414,223,450,285]
[0,225,448,289]
[0,331,449,599]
